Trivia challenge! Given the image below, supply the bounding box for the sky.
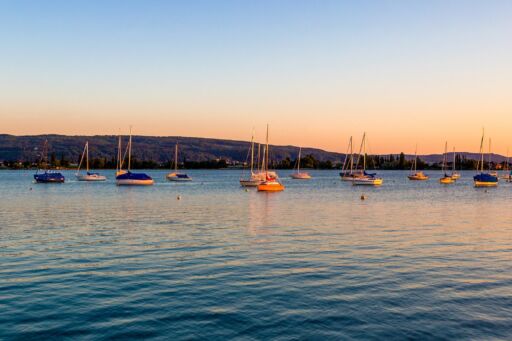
[1,0,511,154]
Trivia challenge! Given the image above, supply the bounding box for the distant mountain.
[0,134,505,164]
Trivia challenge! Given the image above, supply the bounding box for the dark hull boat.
[34,171,65,183]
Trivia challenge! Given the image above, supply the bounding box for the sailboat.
[450,147,461,180]
[257,125,285,192]
[408,145,429,180]
[290,147,312,179]
[115,129,154,186]
[340,136,364,181]
[352,133,383,186]
[439,141,455,184]
[33,139,65,183]
[166,143,192,181]
[474,129,498,187]
[75,141,107,181]
[240,132,277,187]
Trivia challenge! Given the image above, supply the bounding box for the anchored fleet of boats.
[31,128,512,189]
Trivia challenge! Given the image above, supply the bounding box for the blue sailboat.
[34,139,65,183]
[115,129,154,186]
[474,130,498,187]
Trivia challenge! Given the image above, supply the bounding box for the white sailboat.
[352,133,383,186]
[75,141,107,181]
[290,147,312,179]
[166,142,192,181]
[240,133,266,186]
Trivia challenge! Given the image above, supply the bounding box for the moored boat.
[290,147,311,179]
[351,133,383,186]
[33,139,65,183]
[75,141,107,181]
[257,124,285,192]
[439,141,455,184]
[474,130,498,187]
[116,129,154,186]
[408,145,429,180]
[166,142,192,181]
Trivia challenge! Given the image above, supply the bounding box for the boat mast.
[265,124,269,176]
[442,141,447,173]
[257,143,261,173]
[452,147,456,173]
[412,144,418,173]
[117,135,121,172]
[488,138,492,171]
[355,133,365,172]
[86,141,89,172]
[175,143,179,172]
[349,137,353,174]
[128,127,132,171]
[479,129,485,172]
[250,131,254,175]
[77,142,87,174]
[297,147,302,174]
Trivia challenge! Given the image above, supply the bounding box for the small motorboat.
[33,139,65,183]
[34,170,65,183]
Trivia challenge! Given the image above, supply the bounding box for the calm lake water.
[1,169,512,339]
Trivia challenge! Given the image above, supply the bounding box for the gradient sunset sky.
[1,0,511,154]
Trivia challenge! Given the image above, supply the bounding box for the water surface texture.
[1,170,512,339]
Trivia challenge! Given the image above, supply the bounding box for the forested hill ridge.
[0,134,345,164]
[0,134,507,168]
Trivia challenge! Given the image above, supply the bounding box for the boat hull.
[290,173,311,179]
[116,179,154,186]
[474,181,498,187]
[76,174,106,181]
[408,175,429,180]
[116,172,154,186]
[440,177,455,184]
[34,172,65,183]
[352,178,383,186]
[257,181,285,192]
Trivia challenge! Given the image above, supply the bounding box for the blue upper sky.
[1,0,511,153]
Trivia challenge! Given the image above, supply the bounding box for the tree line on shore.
[1,151,507,171]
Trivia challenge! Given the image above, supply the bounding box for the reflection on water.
[1,170,512,339]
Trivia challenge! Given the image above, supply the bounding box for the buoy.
[360,194,366,200]
[245,188,249,192]
[177,195,181,200]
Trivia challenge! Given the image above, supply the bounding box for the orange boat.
[257,124,285,192]
[257,179,285,192]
